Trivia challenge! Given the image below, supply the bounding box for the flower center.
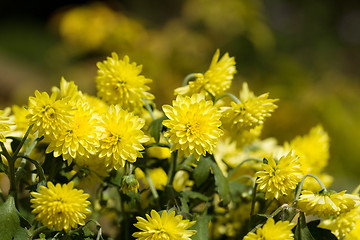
[154,229,170,240]
[44,106,56,119]
[186,122,200,136]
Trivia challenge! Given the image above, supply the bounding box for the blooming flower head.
[45,101,101,165]
[175,49,236,97]
[0,108,13,142]
[244,218,295,240]
[133,210,196,240]
[95,52,154,112]
[347,220,360,239]
[52,77,83,103]
[27,91,75,140]
[30,181,91,231]
[284,125,329,174]
[135,167,168,190]
[297,190,360,218]
[11,105,29,134]
[255,151,303,200]
[221,82,278,132]
[99,105,149,169]
[162,93,223,160]
[318,206,360,238]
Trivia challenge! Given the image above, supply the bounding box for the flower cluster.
[0,49,358,240]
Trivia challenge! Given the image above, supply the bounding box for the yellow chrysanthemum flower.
[0,109,13,142]
[221,82,278,132]
[45,101,101,164]
[297,190,360,218]
[99,105,149,169]
[175,49,236,97]
[27,91,75,140]
[256,151,303,200]
[95,52,154,112]
[11,105,29,133]
[244,218,295,240]
[284,125,329,174]
[133,210,196,240]
[30,181,91,231]
[162,94,223,160]
[319,206,360,238]
[173,170,194,192]
[347,221,360,239]
[52,77,83,103]
[135,167,168,190]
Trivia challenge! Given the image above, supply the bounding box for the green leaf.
[149,115,167,143]
[13,226,28,240]
[0,196,20,240]
[182,191,209,202]
[210,160,230,204]
[190,213,209,240]
[307,220,337,240]
[294,212,315,240]
[193,156,211,186]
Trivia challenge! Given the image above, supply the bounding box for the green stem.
[249,178,259,222]
[12,124,33,158]
[1,142,17,198]
[17,155,46,183]
[144,168,159,200]
[214,93,241,104]
[228,158,263,178]
[293,174,327,205]
[30,225,48,240]
[166,151,177,186]
[142,98,156,121]
[182,73,197,86]
[231,175,255,186]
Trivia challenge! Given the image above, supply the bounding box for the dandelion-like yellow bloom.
[27,91,75,139]
[256,151,303,200]
[45,101,101,164]
[0,109,13,142]
[285,125,329,174]
[99,105,149,169]
[30,181,91,231]
[162,94,223,160]
[319,206,360,238]
[297,190,360,218]
[244,218,295,240]
[133,210,196,240]
[221,82,278,132]
[175,49,236,97]
[95,52,154,112]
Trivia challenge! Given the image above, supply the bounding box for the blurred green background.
[1,0,360,189]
